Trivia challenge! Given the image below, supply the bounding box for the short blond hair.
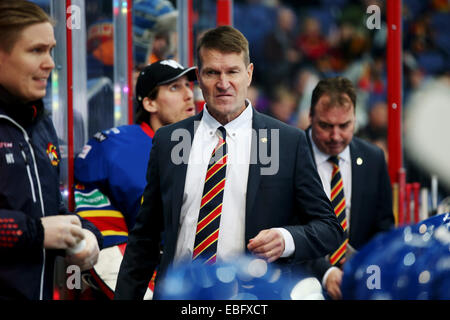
[196,25,250,69]
[0,0,54,53]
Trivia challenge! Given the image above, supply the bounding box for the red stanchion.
[405,184,411,224]
[387,0,403,185]
[412,182,420,223]
[127,0,134,124]
[216,0,233,26]
[397,168,406,226]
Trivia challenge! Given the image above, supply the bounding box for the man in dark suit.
[304,77,394,299]
[114,26,344,300]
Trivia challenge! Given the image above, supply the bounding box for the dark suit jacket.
[114,109,344,299]
[303,128,394,280]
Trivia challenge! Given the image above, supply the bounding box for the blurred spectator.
[358,99,387,140]
[261,5,300,93]
[292,68,320,130]
[247,84,270,113]
[234,1,277,85]
[296,17,329,63]
[403,62,427,106]
[356,57,386,97]
[86,20,114,79]
[85,19,115,139]
[332,21,370,73]
[356,99,388,161]
[148,26,178,63]
[265,86,297,125]
[351,52,387,130]
[133,0,178,65]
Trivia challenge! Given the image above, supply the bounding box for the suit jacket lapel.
[349,140,363,241]
[171,112,203,226]
[304,127,317,169]
[245,109,267,237]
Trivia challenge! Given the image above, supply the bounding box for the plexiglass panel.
[85,0,115,137]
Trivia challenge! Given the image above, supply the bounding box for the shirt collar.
[202,99,253,141]
[309,129,351,166]
[140,121,155,138]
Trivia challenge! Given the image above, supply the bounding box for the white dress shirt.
[309,130,352,228]
[174,101,294,265]
[308,130,352,285]
[174,102,252,264]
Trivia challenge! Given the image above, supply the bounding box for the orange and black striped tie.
[192,126,227,264]
[328,156,349,266]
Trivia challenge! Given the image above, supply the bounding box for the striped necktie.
[192,126,227,264]
[328,156,349,266]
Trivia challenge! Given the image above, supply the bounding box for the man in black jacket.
[304,77,394,299]
[0,0,102,300]
[114,26,343,300]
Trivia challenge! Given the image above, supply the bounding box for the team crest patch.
[46,143,60,166]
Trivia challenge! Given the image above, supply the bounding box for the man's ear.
[142,97,158,113]
[246,63,254,87]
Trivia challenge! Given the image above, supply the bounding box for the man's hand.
[247,229,285,263]
[41,215,84,249]
[325,268,343,300]
[65,229,100,271]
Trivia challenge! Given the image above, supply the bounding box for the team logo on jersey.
[46,143,60,166]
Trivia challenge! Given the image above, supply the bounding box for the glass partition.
[85,0,115,138]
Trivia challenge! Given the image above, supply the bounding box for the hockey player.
[74,59,197,299]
